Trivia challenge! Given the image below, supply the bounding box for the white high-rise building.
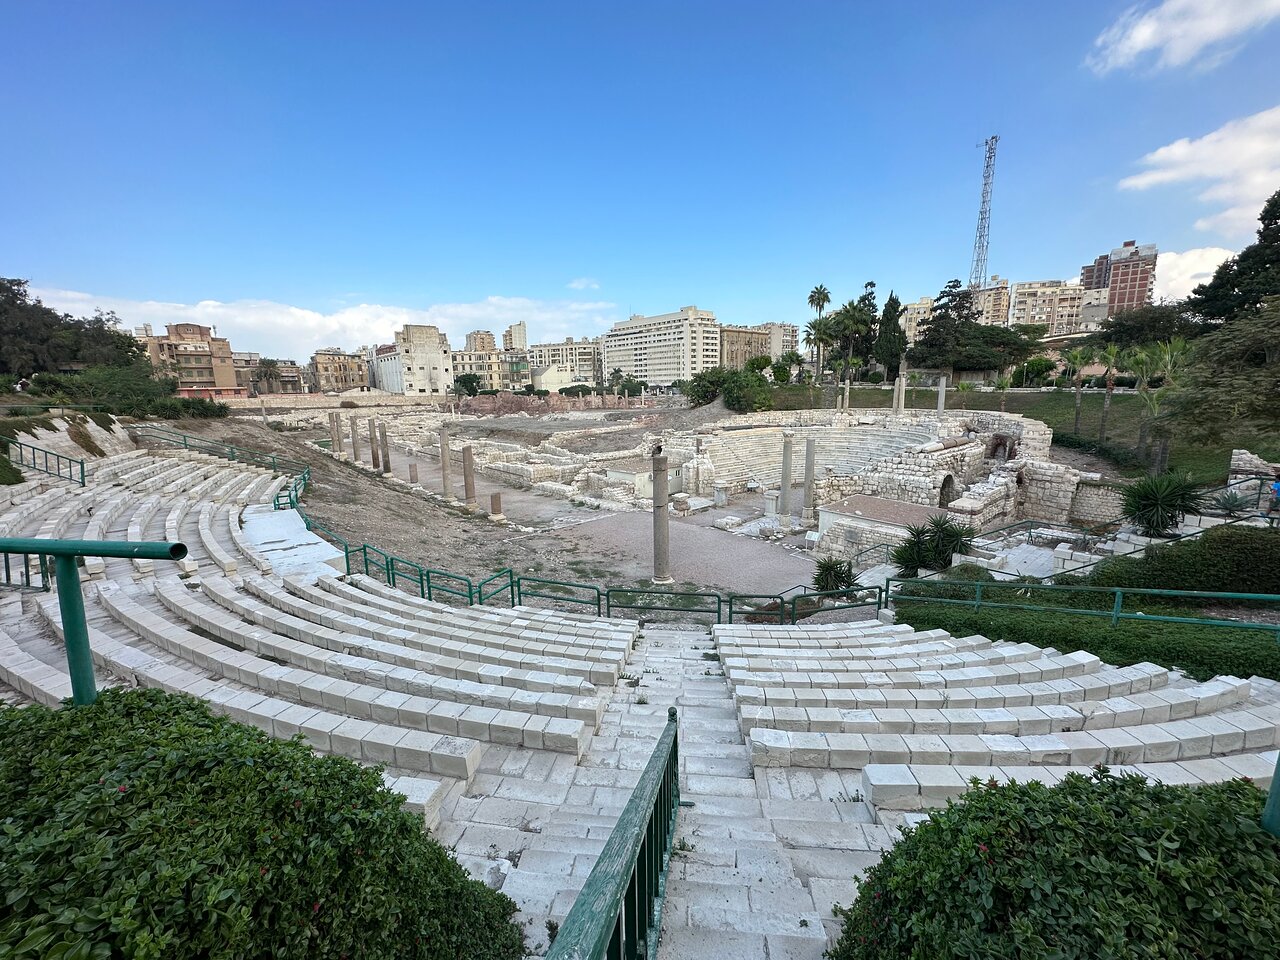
[502,322,528,351]
[902,297,933,345]
[528,337,602,384]
[601,306,720,386]
[386,324,453,396]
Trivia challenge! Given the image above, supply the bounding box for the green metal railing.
[1,549,51,592]
[606,588,722,622]
[727,593,786,624]
[300,512,352,574]
[887,577,1280,640]
[514,576,604,614]
[789,586,883,624]
[0,437,86,486]
[0,537,187,705]
[548,708,679,960]
[475,568,515,606]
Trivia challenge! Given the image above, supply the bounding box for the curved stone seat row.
[750,702,1280,769]
[85,448,147,481]
[0,485,76,538]
[157,576,603,726]
[722,640,1049,677]
[88,583,496,776]
[11,611,446,829]
[861,753,1279,810]
[739,676,1252,736]
[713,620,918,648]
[717,628,985,660]
[227,576,598,695]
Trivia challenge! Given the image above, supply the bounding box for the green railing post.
[973,581,983,612]
[1263,755,1280,838]
[1111,589,1124,626]
[53,555,97,706]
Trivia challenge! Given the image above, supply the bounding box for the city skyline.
[5,1,1278,360]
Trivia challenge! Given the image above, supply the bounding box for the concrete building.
[450,350,530,392]
[234,353,304,394]
[1080,288,1110,331]
[528,337,602,385]
[750,322,800,360]
[502,322,528,351]
[531,364,580,393]
[601,306,720,386]
[1010,280,1085,336]
[1080,240,1158,317]
[604,458,684,499]
[395,325,453,396]
[371,344,404,394]
[464,330,497,353]
[902,297,933,345]
[973,275,1011,327]
[308,348,370,393]
[719,326,772,371]
[140,323,246,398]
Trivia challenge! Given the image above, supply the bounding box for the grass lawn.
[829,386,1279,482]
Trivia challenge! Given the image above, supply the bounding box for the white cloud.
[29,288,621,361]
[566,277,600,290]
[1118,105,1280,236]
[1154,246,1235,300]
[1087,0,1280,74]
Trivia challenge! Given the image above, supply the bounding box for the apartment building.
[528,337,602,385]
[748,322,799,359]
[601,306,720,386]
[1010,280,1085,336]
[973,275,1011,327]
[394,325,453,395]
[232,353,305,394]
[1080,240,1158,317]
[139,323,246,398]
[307,348,370,393]
[502,322,528,351]
[464,330,497,352]
[450,350,530,392]
[718,326,772,371]
[902,297,933,345]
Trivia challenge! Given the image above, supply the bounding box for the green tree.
[771,351,803,385]
[453,373,483,397]
[1190,188,1280,322]
[685,367,728,406]
[1097,343,1126,441]
[1013,355,1056,387]
[1,278,141,378]
[1062,345,1096,435]
[873,291,908,377]
[905,280,979,369]
[744,355,772,376]
[994,375,1011,412]
[253,358,280,394]
[828,290,875,384]
[954,381,975,409]
[906,372,921,407]
[1094,302,1208,348]
[607,367,624,391]
[720,369,773,412]
[807,284,831,375]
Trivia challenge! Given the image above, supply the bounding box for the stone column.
[349,415,360,463]
[461,445,477,508]
[259,397,269,425]
[802,437,817,527]
[779,430,794,525]
[893,376,905,414]
[328,413,340,454]
[936,375,948,413]
[843,381,851,412]
[651,453,673,585]
[368,418,381,471]
[489,492,505,520]
[408,463,419,484]
[439,426,454,499]
[378,423,391,475]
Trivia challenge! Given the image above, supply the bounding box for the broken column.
[802,437,817,527]
[349,415,360,463]
[893,376,905,414]
[368,418,381,471]
[378,423,391,475]
[461,445,478,508]
[652,453,673,585]
[328,413,341,454]
[936,375,948,413]
[779,430,794,526]
[843,381,851,412]
[439,426,454,499]
[408,463,419,484]
[489,492,505,520]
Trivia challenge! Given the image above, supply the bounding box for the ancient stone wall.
[1069,480,1126,524]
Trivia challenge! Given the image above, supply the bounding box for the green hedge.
[0,689,524,960]
[1075,525,1280,596]
[829,771,1280,960]
[896,603,1280,681]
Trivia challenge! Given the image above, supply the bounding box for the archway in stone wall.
[938,474,958,508]
[986,434,1019,463]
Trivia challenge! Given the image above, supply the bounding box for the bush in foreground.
[0,689,523,960]
[829,771,1280,960]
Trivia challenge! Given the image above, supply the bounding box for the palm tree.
[1097,343,1125,442]
[254,358,281,395]
[1148,337,1192,473]
[1128,346,1160,462]
[1061,346,1096,436]
[954,381,975,409]
[807,285,831,380]
[907,372,921,407]
[994,375,1012,412]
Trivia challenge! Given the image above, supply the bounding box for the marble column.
[651,454,673,585]
[368,418,381,471]
[378,423,391,475]
[439,426,454,499]
[802,437,817,527]
[461,445,477,508]
[779,430,794,525]
[349,415,360,463]
[936,375,948,413]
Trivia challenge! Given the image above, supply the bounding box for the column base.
[651,576,675,586]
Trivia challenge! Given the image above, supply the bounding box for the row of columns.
[831,374,949,415]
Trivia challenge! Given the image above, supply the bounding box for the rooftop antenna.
[968,135,999,290]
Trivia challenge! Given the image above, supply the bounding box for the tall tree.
[1061,346,1096,436]
[253,358,281,394]
[1096,344,1126,441]
[827,296,875,385]
[873,292,908,377]
[1189,188,1280,322]
[1094,302,1207,347]
[807,285,831,379]
[1,278,140,378]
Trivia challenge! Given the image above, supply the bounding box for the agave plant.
[891,524,933,578]
[1121,473,1207,537]
[925,514,975,570]
[812,556,851,593]
[1211,491,1251,518]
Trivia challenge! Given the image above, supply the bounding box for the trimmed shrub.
[895,603,1280,680]
[1082,525,1280,596]
[865,371,885,384]
[830,770,1280,960]
[0,689,524,960]
[338,399,358,408]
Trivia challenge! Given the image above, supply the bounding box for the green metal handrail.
[131,424,308,474]
[475,568,515,606]
[788,587,883,624]
[515,576,603,614]
[727,593,786,624]
[1,549,51,592]
[548,708,679,960]
[300,511,352,575]
[0,537,187,705]
[606,588,722,622]
[0,436,86,486]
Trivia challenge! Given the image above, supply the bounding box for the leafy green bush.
[830,770,1280,960]
[1122,473,1207,536]
[891,517,975,577]
[1079,525,1280,597]
[813,556,855,594]
[895,603,1280,681]
[865,371,885,384]
[0,689,523,960]
[0,455,22,485]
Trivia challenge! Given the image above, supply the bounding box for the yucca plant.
[1211,490,1251,518]
[891,523,933,577]
[1122,473,1207,537]
[925,514,976,570]
[812,555,851,593]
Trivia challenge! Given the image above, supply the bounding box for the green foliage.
[1011,356,1056,387]
[617,378,647,397]
[895,602,1280,681]
[1190,188,1280,323]
[907,280,1041,372]
[1094,302,1211,348]
[685,367,727,407]
[1212,491,1252,518]
[0,278,142,379]
[1076,525,1280,597]
[557,384,594,397]
[865,371,885,384]
[25,363,229,420]
[744,355,773,375]
[720,370,772,412]
[812,556,855,594]
[1122,473,1207,536]
[0,689,524,960]
[770,359,793,385]
[1051,431,1148,470]
[453,373,483,397]
[892,517,975,576]
[873,292,907,375]
[0,456,22,485]
[829,770,1280,960]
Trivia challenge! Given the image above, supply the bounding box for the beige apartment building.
[902,297,933,344]
[750,322,800,359]
[464,330,497,352]
[450,350,530,392]
[718,326,772,370]
[528,337,601,385]
[601,306,720,386]
[1010,280,1085,336]
[307,348,369,393]
[232,352,305,394]
[502,322,528,351]
[139,323,246,398]
[973,275,1010,327]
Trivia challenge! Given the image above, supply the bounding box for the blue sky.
[2,0,1278,358]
